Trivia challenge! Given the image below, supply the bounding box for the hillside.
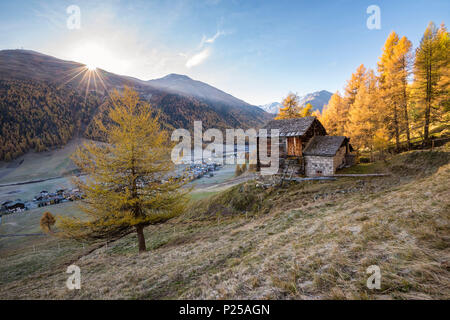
[0,50,271,160]
[0,80,102,161]
[1,147,449,299]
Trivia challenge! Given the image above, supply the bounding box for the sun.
[86,63,97,71]
[66,40,132,78]
[69,42,107,72]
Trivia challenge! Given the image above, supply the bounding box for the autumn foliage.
[40,211,56,233]
[320,22,449,155]
[56,87,188,253]
[275,93,314,119]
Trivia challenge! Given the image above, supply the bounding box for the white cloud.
[184,29,227,68]
[186,48,211,68]
[200,30,225,47]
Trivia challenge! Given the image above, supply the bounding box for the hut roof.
[259,116,318,137]
[303,136,347,156]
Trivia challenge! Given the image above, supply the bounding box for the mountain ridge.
[0,49,271,161]
[259,90,333,114]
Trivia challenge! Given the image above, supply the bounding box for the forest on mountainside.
[0,78,266,161]
[0,79,102,161]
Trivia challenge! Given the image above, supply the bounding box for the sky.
[0,0,448,105]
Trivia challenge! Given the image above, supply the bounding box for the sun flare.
[70,42,109,72]
[86,64,97,71]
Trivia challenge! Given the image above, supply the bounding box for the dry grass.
[0,148,449,300]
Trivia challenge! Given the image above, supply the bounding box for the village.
[0,161,225,216]
[0,188,84,214]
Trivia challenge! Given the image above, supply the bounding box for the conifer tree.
[344,64,367,108]
[393,36,413,148]
[321,91,346,135]
[276,93,301,119]
[435,24,450,126]
[413,22,449,143]
[56,87,188,253]
[299,103,314,117]
[378,31,402,151]
[346,70,382,159]
[40,212,56,233]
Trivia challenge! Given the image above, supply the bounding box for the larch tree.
[372,127,390,158]
[299,103,314,117]
[393,36,413,149]
[413,22,448,143]
[334,64,368,137]
[40,212,56,233]
[321,91,346,135]
[378,31,402,151]
[344,64,367,107]
[339,64,368,136]
[435,24,450,125]
[56,87,188,253]
[276,93,301,119]
[345,70,381,159]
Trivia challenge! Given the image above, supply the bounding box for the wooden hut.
[256,116,354,176]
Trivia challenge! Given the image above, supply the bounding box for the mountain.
[259,102,282,114]
[0,49,271,161]
[147,73,271,129]
[148,73,250,108]
[260,90,333,115]
[298,90,333,113]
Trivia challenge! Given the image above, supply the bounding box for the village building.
[1,200,26,213]
[256,116,355,176]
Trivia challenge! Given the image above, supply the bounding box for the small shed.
[303,136,354,176]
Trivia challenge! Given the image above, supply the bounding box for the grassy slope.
[0,149,449,300]
[0,138,83,184]
[0,139,85,203]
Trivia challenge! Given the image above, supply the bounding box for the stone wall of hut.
[304,156,334,176]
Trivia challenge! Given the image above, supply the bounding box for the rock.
[347,225,362,234]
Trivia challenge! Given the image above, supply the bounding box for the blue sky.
[0,0,448,105]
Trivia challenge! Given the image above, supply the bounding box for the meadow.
[0,146,448,299]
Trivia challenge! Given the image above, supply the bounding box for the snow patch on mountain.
[260,90,332,114]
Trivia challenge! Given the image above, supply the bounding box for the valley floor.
[0,148,449,299]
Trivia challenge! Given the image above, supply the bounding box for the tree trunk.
[402,85,411,150]
[135,224,146,253]
[424,50,432,144]
[393,105,400,152]
[424,100,431,144]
